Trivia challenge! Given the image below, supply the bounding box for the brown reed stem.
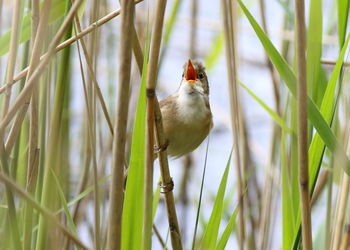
[154,98,182,250]
[340,224,350,250]
[295,0,312,249]
[143,1,169,249]
[257,2,281,248]
[221,0,245,248]
[106,0,134,249]
[1,0,21,117]
[129,15,182,250]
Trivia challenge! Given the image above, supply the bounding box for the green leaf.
[281,128,297,250]
[205,33,224,71]
[291,31,350,249]
[201,152,232,249]
[0,0,67,57]
[121,20,149,250]
[215,206,238,250]
[337,0,350,47]
[237,0,350,176]
[307,0,323,102]
[239,81,293,133]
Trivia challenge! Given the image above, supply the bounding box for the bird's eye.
[198,72,205,79]
[182,73,185,78]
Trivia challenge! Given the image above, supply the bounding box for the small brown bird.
[159,60,213,158]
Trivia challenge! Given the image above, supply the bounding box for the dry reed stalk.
[330,132,350,250]
[331,174,349,250]
[311,170,329,206]
[1,0,83,154]
[106,0,134,249]
[295,0,312,249]
[26,0,40,191]
[71,7,101,249]
[0,171,90,250]
[221,0,245,248]
[22,0,40,244]
[0,0,144,95]
[339,223,350,250]
[1,0,21,117]
[153,224,167,249]
[256,3,281,246]
[154,98,182,250]
[128,18,182,250]
[189,0,197,59]
[63,42,94,250]
[143,1,169,248]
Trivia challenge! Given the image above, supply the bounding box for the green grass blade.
[281,128,296,250]
[307,0,323,101]
[215,206,238,250]
[121,21,149,250]
[50,169,78,237]
[201,152,232,249]
[308,32,350,192]
[205,33,224,71]
[0,0,67,57]
[239,81,293,133]
[337,0,350,47]
[237,0,350,175]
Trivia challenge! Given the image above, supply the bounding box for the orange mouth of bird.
[185,59,197,84]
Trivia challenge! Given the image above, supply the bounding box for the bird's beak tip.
[185,59,197,82]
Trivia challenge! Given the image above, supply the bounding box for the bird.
[159,59,213,158]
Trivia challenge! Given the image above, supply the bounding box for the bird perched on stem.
[159,60,213,158]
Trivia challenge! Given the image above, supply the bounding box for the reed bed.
[0,0,349,249]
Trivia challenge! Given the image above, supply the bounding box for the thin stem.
[295,0,312,249]
[143,1,168,249]
[154,98,183,250]
[106,0,134,249]
[129,11,182,249]
[221,0,245,248]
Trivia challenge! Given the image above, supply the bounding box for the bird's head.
[180,59,209,96]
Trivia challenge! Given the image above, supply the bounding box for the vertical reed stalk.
[294,0,312,249]
[127,14,182,249]
[221,0,245,248]
[1,0,21,117]
[154,98,182,250]
[23,0,40,248]
[143,1,168,249]
[72,9,104,249]
[339,223,350,250]
[257,1,281,248]
[331,173,349,250]
[33,1,84,249]
[106,0,134,249]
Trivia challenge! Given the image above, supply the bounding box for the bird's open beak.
[185,59,197,84]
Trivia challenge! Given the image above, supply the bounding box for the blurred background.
[0,0,349,249]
